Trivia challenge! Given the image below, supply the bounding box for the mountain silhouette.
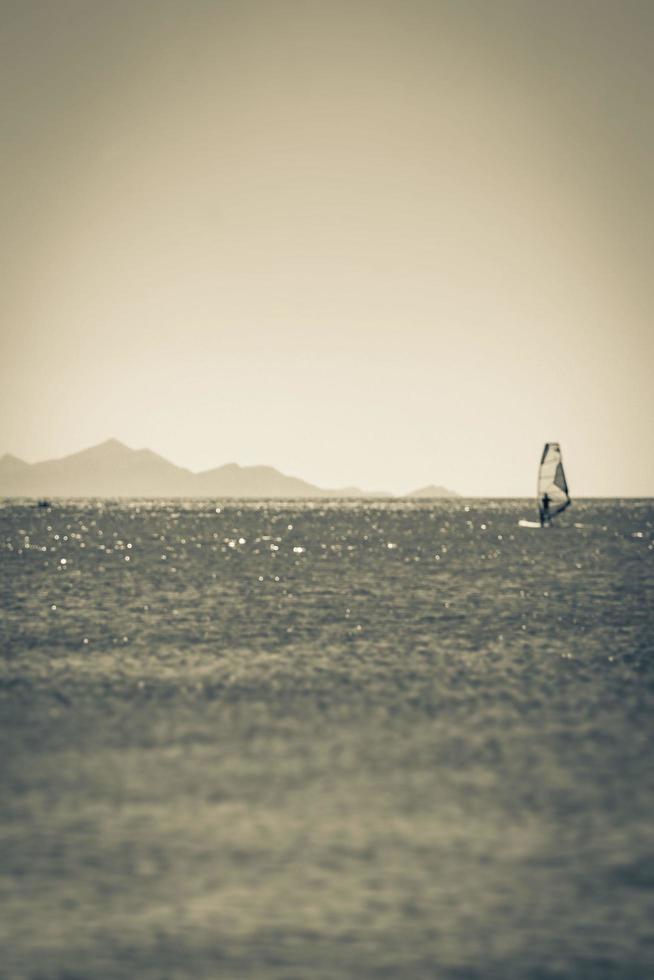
[406,485,460,498]
[0,440,458,499]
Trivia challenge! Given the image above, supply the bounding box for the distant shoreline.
[0,439,459,500]
[2,495,650,503]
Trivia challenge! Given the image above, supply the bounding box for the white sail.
[538,443,570,524]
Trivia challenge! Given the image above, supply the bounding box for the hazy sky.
[2,0,652,495]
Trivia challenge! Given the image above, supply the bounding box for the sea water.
[1,499,652,979]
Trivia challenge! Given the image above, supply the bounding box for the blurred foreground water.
[1,498,653,979]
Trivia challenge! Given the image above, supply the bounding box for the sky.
[1,0,652,496]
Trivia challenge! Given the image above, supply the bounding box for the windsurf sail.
[537,443,570,525]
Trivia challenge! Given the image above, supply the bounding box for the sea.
[1,498,652,980]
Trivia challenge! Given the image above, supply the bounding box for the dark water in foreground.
[1,499,653,979]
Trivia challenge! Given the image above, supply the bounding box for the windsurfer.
[540,492,550,527]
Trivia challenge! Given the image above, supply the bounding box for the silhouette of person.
[541,492,550,527]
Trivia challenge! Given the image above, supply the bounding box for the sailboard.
[536,442,570,526]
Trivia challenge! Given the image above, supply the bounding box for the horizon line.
[2,437,652,499]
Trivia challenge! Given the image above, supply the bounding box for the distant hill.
[0,440,195,499]
[0,439,401,499]
[0,439,458,499]
[405,485,459,499]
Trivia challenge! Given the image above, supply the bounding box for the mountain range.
[0,439,458,499]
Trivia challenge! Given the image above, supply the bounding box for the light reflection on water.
[2,498,652,668]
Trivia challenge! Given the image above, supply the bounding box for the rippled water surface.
[1,499,653,979]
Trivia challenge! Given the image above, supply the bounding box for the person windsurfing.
[540,492,551,527]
